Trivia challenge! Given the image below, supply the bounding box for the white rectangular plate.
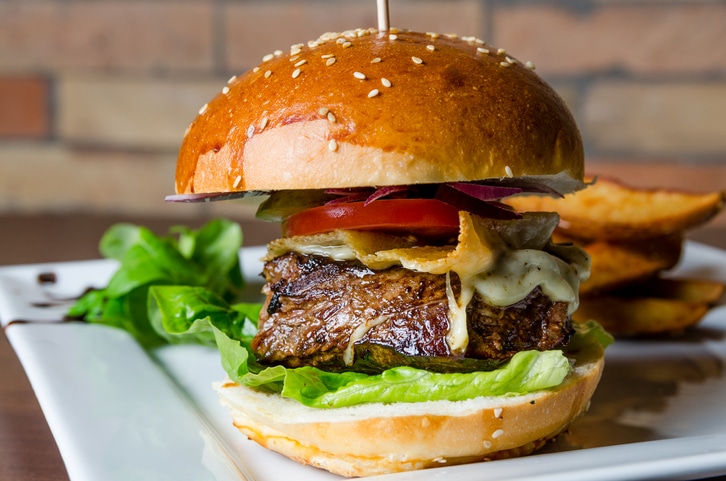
[1,242,726,481]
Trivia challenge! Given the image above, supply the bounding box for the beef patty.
[251,252,573,373]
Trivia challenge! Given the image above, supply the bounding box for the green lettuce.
[68,219,245,348]
[149,284,612,408]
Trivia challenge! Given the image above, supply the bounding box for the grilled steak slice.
[252,252,573,373]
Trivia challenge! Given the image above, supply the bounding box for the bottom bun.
[215,343,604,478]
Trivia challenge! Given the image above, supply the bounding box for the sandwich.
[166,28,609,477]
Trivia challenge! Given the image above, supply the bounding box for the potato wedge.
[613,277,725,305]
[507,177,725,241]
[577,235,682,296]
[573,296,711,337]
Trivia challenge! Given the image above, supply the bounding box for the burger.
[168,28,608,477]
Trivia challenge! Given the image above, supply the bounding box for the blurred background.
[1,0,725,260]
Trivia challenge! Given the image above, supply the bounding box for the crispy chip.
[507,177,725,241]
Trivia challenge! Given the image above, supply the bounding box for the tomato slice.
[282,199,460,238]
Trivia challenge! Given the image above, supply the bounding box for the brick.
[492,4,726,76]
[583,81,726,156]
[57,75,226,150]
[0,143,261,220]
[224,0,484,71]
[0,1,214,72]
[0,76,50,138]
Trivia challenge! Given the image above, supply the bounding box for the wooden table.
[1,214,725,481]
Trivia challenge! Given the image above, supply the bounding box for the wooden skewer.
[377,0,390,32]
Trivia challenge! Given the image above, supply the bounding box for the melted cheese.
[266,212,590,359]
[343,315,391,365]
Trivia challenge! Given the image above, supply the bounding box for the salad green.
[68,219,245,348]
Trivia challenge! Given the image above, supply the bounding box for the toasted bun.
[176,29,584,195]
[215,340,604,477]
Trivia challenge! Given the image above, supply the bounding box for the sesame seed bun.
[215,336,604,478]
[175,27,598,478]
[175,29,584,194]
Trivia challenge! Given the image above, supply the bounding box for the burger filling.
[253,209,590,374]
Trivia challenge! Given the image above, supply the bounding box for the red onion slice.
[447,182,523,201]
[435,184,521,220]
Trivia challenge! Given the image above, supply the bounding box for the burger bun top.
[175,29,584,195]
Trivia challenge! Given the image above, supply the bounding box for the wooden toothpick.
[377,0,390,32]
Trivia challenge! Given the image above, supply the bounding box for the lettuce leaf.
[67,219,245,348]
[149,284,612,408]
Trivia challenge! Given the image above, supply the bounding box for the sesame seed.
[328,139,338,152]
[497,48,506,55]
[381,78,392,87]
[368,89,380,98]
[222,86,230,95]
[505,56,517,64]
[342,41,352,48]
[294,59,307,67]
[273,50,283,56]
[505,165,514,178]
[426,32,440,39]
[260,117,269,130]
[500,61,511,68]
[353,71,366,80]
[262,53,274,62]
[198,103,208,115]
[319,32,339,42]
[252,67,260,73]
[389,34,398,41]
[371,57,382,63]
[444,33,458,39]
[233,175,242,188]
[308,40,320,48]
[525,60,536,70]
[475,38,486,45]
[411,56,423,64]
[477,47,490,55]
[292,68,301,78]
[426,44,436,51]
[247,124,255,138]
[318,107,330,116]
[494,408,503,418]
[483,440,492,449]
[321,54,335,59]
[264,70,272,78]
[327,111,337,123]
[326,57,337,66]
[492,429,504,439]
[228,75,238,84]
[336,38,346,44]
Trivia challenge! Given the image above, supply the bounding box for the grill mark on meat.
[252,252,573,372]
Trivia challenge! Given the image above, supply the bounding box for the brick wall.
[1,0,724,225]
